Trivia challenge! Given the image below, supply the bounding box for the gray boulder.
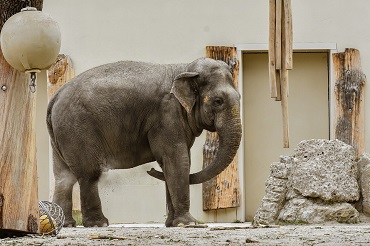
[278,197,359,224]
[357,153,370,216]
[252,157,292,226]
[253,139,361,225]
[291,139,359,202]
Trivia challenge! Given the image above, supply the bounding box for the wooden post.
[47,54,74,99]
[0,0,43,236]
[333,48,366,159]
[203,46,241,210]
[280,0,290,148]
[283,0,293,70]
[268,0,277,98]
[275,0,282,70]
[269,0,292,147]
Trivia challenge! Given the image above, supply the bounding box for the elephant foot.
[172,212,197,227]
[82,214,109,227]
[165,216,174,227]
[63,217,76,227]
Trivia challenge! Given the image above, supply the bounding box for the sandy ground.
[1,222,370,246]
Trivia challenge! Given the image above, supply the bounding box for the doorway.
[242,52,330,221]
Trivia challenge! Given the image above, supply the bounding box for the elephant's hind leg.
[78,171,109,227]
[52,149,77,227]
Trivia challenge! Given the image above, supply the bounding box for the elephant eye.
[213,98,224,106]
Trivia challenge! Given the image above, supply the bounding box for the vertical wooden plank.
[0,0,43,236]
[280,0,289,148]
[275,70,282,101]
[280,68,289,148]
[283,0,293,70]
[333,48,365,159]
[203,46,241,210]
[47,54,74,100]
[269,0,277,98]
[275,0,282,70]
[0,49,39,235]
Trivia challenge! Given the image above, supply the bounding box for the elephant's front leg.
[162,154,197,227]
[165,183,175,227]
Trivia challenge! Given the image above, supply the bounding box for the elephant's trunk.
[147,106,242,185]
[188,110,242,184]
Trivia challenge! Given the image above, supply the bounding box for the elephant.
[47,57,242,227]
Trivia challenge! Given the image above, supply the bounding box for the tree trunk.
[202,46,241,210]
[0,0,43,236]
[333,48,366,160]
[0,0,43,30]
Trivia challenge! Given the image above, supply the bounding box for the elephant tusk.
[147,168,166,181]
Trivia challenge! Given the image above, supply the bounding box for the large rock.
[291,139,359,202]
[357,153,370,216]
[278,197,360,224]
[253,139,362,226]
[253,157,292,226]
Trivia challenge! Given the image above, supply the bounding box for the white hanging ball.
[0,7,61,72]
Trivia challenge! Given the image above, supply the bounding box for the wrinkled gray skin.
[47,58,242,228]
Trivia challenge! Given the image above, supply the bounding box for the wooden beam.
[333,48,366,159]
[268,0,277,98]
[274,67,282,102]
[283,0,293,70]
[0,49,39,236]
[275,0,282,70]
[280,0,289,148]
[47,54,74,100]
[203,46,241,210]
[280,68,289,148]
[0,0,43,236]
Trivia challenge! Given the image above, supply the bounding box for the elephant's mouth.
[199,107,216,132]
[204,123,216,132]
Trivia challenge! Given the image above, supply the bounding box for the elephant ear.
[171,72,199,113]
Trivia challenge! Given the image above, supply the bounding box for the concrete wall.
[35,0,370,223]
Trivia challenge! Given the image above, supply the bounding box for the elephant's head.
[148,58,242,184]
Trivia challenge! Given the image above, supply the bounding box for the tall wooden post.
[333,48,366,159]
[47,54,74,99]
[202,46,241,210]
[269,0,293,148]
[0,0,43,236]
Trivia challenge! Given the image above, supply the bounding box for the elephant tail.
[46,92,65,162]
[147,168,166,181]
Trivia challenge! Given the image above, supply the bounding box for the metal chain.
[29,72,37,93]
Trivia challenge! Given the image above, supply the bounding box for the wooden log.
[0,0,43,236]
[333,48,366,159]
[203,46,241,210]
[0,0,43,30]
[283,0,293,70]
[268,0,277,98]
[280,68,289,148]
[0,49,39,236]
[47,54,74,100]
[274,70,282,101]
[280,0,290,148]
[275,0,282,70]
